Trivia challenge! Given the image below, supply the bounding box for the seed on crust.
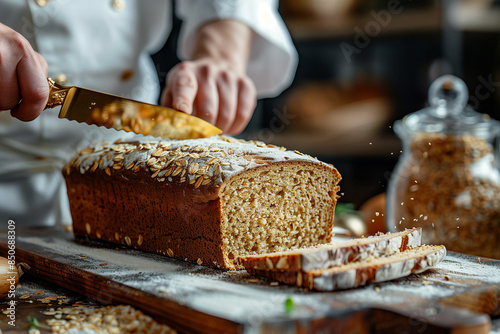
[151,148,164,157]
[115,232,120,241]
[137,235,143,246]
[175,159,187,167]
[105,167,111,176]
[124,236,131,247]
[194,176,204,189]
[90,160,99,172]
[197,258,203,265]
[266,258,274,270]
[112,146,125,153]
[167,248,174,257]
[206,157,220,165]
[202,178,212,186]
[189,153,200,159]
[85,223,91,234]
[275,257,288,270]
[197,165,209,175]
[165,157,177,168]
[180,176,187,183]
[113,155,124,162]
[297,272,303,287]
[188,163,199,175]
[152,163,163,170]
[146,157,158,166]
[74,158,82,170]
[172,166,183,177]
[126,162,135,170]
[151,170,160,178]
[65,165,71,175]
[308,275,314,290]
[79,148,94,155]
[215,164,222,175]
[96,231,102,239]
[133,165,141,173]
[163,166,174,177]
[112,163,123,170]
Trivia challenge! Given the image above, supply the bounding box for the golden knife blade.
[45,78,222,139]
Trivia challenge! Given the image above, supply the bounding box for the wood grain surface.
[1,227,499,334]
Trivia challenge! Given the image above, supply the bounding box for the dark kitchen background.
[153,0,500,208]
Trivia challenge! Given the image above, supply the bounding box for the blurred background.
[154,0,500,209]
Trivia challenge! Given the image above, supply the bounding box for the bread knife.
[45,78,222,139]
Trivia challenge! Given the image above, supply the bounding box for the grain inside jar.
[391,132,500,259]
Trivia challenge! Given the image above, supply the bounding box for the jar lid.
[397,75,500,138]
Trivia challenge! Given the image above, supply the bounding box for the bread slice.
[237,228,422,272]
[245,245,446,291]
[63,136,341,269]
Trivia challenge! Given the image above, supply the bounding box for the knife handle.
[45,77,70,110]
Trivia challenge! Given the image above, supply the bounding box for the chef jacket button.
[120,69,134,82]
[35,0,49,7]
[54,73,68,86]
[112,0,125,11]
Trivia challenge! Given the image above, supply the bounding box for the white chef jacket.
[0,0,297,227]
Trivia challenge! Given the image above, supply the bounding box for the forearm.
[190,19,253,74]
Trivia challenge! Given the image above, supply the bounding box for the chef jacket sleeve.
[176,0,298,98]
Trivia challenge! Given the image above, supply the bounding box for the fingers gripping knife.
[45,78,222,139]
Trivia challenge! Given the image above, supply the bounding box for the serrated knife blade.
[45,78,222,139]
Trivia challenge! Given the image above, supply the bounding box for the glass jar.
[387,75,500,259]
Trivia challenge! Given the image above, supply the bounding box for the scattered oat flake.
[270,282,279,286]
[35,290,44,294]
[80,256,88,259]
[19,294,31,299]
[247,278,260,283]
[99,263,108,266]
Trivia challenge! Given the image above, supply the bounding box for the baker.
[0,0,297,227]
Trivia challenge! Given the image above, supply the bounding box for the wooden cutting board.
[1,227,499,334]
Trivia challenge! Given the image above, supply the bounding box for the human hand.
[0,23,49,121]
[161,59,256,135]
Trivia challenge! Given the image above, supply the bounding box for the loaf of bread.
[245,245,446,291]
[63,136,341,269]
[237,227,422,271]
